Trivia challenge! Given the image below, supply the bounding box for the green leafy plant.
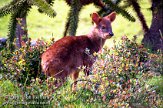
[49,36,162,107]
[0,36,162,107]
[0,38,49,84]
[0,0,56,50]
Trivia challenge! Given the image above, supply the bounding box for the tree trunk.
[14,0,28,49]
[15,17,28,48]
[142,0,163,51]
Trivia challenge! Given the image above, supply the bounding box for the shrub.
[0,38,49,84]
[52,36,162,107]
[0,36,162,107]
[0,38,55,107]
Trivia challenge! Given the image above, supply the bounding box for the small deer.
[41,12,116,91]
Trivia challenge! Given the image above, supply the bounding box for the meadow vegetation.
[0,0,162,108]
[0,36,162,107]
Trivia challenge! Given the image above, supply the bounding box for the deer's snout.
[109,32,114,36]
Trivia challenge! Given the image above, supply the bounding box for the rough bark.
[142,0,163,51]
[15,17,28,48]
[14,0,28,48]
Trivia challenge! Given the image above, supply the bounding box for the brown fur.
[41,12,116,91]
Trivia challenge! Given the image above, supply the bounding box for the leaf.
[103,0,136,22]
[0,0,26,17]
[32,0,56,17]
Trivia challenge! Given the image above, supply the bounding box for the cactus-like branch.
[67,0,82,36]
[32,0,56,17]
[103,0,136,22]
[0,0,26,17]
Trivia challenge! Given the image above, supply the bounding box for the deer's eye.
[101,26,106,30]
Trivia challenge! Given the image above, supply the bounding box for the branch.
[129,0,149,33]
[103,0,136,22]
[32,0,56,17]
[0,0,26,17]
[67,0,82,36]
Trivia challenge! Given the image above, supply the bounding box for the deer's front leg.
[84,66,91,76]
[71,71,79,92]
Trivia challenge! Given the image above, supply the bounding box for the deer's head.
[91,12,116,39]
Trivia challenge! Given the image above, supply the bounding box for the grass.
[147,76,163,96]
[0,0,11,37]
[0,0,152,47]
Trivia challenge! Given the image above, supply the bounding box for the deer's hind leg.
[71,70,79,92]
[49,70,68,90]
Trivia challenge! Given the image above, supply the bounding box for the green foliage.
[32,0,56,17]
[65,0,138,37]
[103,0,136,22]
[0,0,25,17]
[0,0,56,50]
[65,36,161,107]
[147,76,163,96]
[0,0,56,19]
[0,36,162,107]
[0,39,49,85]
[67,0,82,36]
[44,0,55,6]
[0,80,22,107]
[0,0,152,41]
[148,51,163,74]
[7,13,17,50]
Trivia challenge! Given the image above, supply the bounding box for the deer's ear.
[91,13,101,24]
[106,12,116,22]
